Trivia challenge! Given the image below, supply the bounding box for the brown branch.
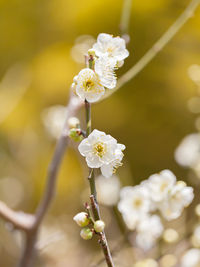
[90,196,115,267]
[0,201,34,231]
[0,92,83,267]
[18,93,83,267]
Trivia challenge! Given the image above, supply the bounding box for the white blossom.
[93,33,129,63]
[41,105,66,139]
[192,224,200,247]
[136,215,163,251]
[118,170,194,231]
[75,68,105,103]
[181,248,200,267]
[94,56,117,89]
[118,185,151,230]
[174,133,200,167]
[146,170,176,203]
[100,144,125,178]
[78,129,125,177]
[159,181,194,220]
[188,64,200,84]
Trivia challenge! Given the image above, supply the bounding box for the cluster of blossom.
[118,169,194,250]
[71,33,129,103]
[69,33,129,178]
[72,32,128,249]
[181,248,200,267]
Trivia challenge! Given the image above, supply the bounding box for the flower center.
[160,182,168,192]
[93,142,106,157]
[133,198,142,209]
[84,79,94,91]
[107,46,114,54]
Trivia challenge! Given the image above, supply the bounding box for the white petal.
[86,154,103,168]
[101,164,113,178]
[95,57,117,89]
[84,89,105,103]
[97,33,113,44]
[78,139,91,156]
[160,169,177,184]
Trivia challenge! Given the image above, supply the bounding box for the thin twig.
[84,55,115,267]
[120,0,132,43]
[102,0,200,101]
[90,196,115,267]
[18,93,83,267]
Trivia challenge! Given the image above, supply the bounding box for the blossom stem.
[84,57,115,267]
[85,100,91,136]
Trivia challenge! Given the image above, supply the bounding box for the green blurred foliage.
[0,0,200,266]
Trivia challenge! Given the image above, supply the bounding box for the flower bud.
[68,117,80,129]
[94,220,105,233]
[73,212,90,227]
[80,228,93,240]
[88,49,96,57]
[69,128,83,142]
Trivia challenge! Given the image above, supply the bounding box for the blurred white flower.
[93,33,129,63]
[94,56,117,89]
[41,105,66,139]
[158,181,194,220]
[181,248,200,267]
[192,225,200,247]
[174,133,200,167]
[96,175,121,206]
[118,185,150,230]
[134,259,158,267]
[146,170,176,203]
[136,215,163,251]
[188,64,200,85]
[163,228,179,243]
[71,35,96,64]
[118,170,194,232]
[75,68,105,103]
[78,129,125,177]
[188,97,200,114]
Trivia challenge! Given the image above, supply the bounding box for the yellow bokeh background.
[0,0,200,266]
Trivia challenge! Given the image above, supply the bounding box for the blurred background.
[0,0,200,266]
